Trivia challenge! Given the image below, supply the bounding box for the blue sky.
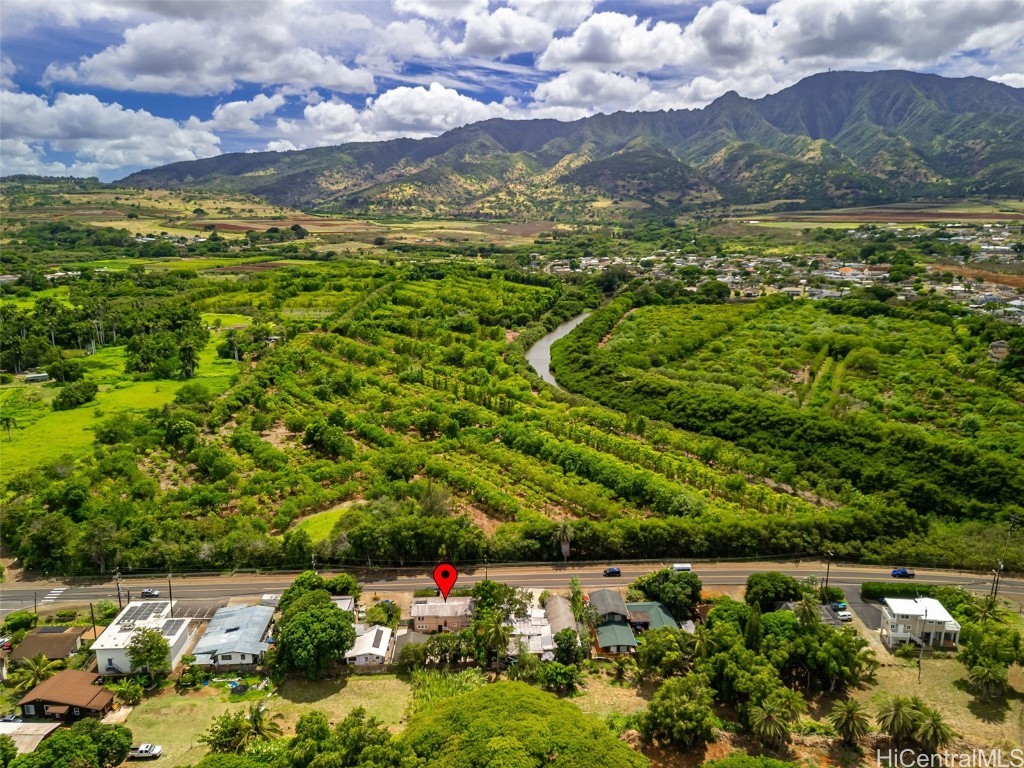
[1,0,1022,181]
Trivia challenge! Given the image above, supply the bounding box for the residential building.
[989,340,1010,362]
[625,602,678,632]
[392,630,431,661]
[879,597,961,650]
[192,605,273,670]
[507,608,554,659]
[10,626,104,664]
[544,595,581,636]
[17,670,114,722]
[595,621,638,655]
[345,626,392,665]
[0,722,61,754]
[410,597,474,633]
[91,601,193,675]
[589,590,629,623]
[590,589,638,654]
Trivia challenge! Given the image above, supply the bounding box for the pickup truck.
[891,567,916,579]
[128,744,162,760]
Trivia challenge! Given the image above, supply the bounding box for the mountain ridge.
[119,70,1024,217]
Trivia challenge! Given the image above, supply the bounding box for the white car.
[837,610,853,622]
[128,744,162,760]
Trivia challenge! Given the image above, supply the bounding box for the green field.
[0,337,238,474]
[126,675,411,766]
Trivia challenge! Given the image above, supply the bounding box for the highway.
[1,561,1020,620]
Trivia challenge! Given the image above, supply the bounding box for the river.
[525,312,591,390]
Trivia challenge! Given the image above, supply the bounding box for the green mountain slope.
[119,70,1024,215]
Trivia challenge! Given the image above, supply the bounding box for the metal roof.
[346,625,392,660]
[589,589,628,618]
[193,605,274,659]
[625,601,678,630]
[595,620,637,649]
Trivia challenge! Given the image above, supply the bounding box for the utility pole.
[311,554,317,574]
[168,573,174,618]
[484,555,489,581]
[993,561,1004,599]
[115,568,123,610]
[89,603,97,643]
[918,605,927,684]
[33,592,37,615]
[824,550,833,591]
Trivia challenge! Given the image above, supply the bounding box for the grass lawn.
[284,503,353,542]
[0,337,238,474]
[572,670,656,720]
[127,675,411,766]
[200,313,254,328]
[852,657,1024,747]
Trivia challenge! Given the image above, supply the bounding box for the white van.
[672,563,692,572]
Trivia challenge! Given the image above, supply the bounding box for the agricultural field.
[603,301,1024,457]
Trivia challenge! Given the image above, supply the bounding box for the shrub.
[52,380,99,410]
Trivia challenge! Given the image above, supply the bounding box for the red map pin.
[432,562,459,601]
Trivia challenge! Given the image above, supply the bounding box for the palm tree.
[1,415,14,441]
[968,658,1009,699]
[914,707,955,753]
[246,703,284,744]
[748,697,792,750]
[795,595,820,627]
[9,654,64,694]
[691,625,717,661]
[963,596,1008,625]
[829,699,871,747]
[555,520,573,562]
[178,337,199,379]
[108,678,144,706]
[876,695,921,747]
[477,611,512,675]
[771,688,807,721]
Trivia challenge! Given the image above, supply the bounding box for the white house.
[91,601,193,676]
[192,605,274,670]
[879,597,961,650]
[345,626,392,666]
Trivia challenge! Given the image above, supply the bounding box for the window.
[221,655,232,661]
[73,708,80,716]
[23,705,35,716]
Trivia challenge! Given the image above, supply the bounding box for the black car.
[140,588,160,598]
[602,567,621,577]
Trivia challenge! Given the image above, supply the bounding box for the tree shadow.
[276,674,350,704]
[952,678,1021,724]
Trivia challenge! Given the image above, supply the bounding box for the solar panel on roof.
[373,628,383,646]
[161,619,186,637]
[38,626,68,634]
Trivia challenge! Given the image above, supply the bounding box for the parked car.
[829,601,847,611]
[140,588,160,598]
[0,715,23,723]
[837,610,853,622]
[891,567,916,579]
[602,567,621,577]
[128,744,162,760]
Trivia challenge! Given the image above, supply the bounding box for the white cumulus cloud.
[0,90,219,176]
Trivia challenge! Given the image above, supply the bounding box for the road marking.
[40,588,66,603]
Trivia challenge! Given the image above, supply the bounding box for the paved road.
[1,562,1019,618]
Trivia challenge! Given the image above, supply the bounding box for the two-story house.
[879,597,960,650]
[410,597,474,634]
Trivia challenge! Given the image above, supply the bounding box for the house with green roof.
[625,601,678,632]
[595,620,637,654]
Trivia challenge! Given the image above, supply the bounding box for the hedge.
[859,582,940,601]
